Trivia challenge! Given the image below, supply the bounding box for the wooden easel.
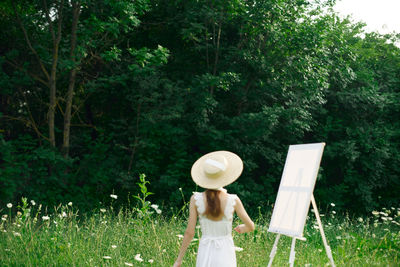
[267,194,335,267]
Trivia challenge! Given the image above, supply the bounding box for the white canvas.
[268,143,325,238]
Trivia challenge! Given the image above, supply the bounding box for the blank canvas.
[268,143,325,238]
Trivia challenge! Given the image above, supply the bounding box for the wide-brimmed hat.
[191,151,243,189]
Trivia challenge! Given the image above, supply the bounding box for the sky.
[333,0,400,34]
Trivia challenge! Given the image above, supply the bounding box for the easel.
[267,194,335,267]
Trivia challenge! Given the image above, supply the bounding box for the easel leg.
[311,194,336,267]
[289,237,296,267]
[267,234,280,267]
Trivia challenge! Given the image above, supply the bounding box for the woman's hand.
[173,260,182,267]
[234,224,246,233]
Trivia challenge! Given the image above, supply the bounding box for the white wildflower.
[110,194,118,199]
[336,236,341,240]
[176,234,184,239]
[124,263,133,266]
[103,256,111,260]
[100,209,106,213]
[62,212,67,218]
[330,203,335,207]
[148,259,154,263]
[134,254,143,262]
[156,208,162,214]
[162,249,166,253]
[381,217,388,221]
[1,217,6,221]
[30,200,36,206]
[358,217,363,222]
[111,245,117,249]
[379,212,388,216]
[372,211,379,216]
[42,215,50,221]
[6,203,12,209]
[13,232,21,237]
[331,211,336,214]
[68,202,73,206]
[234,246,243,252]
[151,204,159,210]
[372,234,376,238]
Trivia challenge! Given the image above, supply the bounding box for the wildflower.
[111,245,117,249]
[379,212,388,217]
[336,236,341,240]
[30,200,36,206]
[358,217,363,222]
[235,247,243,252]
[162,249,166,253]
[124,263,133,266]
[332,211,336,214]
[148,259,154,263]
[318,249,323,252]
[372,211,379,216]
[176,234,184,239]
[110,194,118,200]
[100,209,106,213]
[6,203,12,209]
[134,254,143,262]
[372,234,376,238]
[151,204,159,210]
[17,211,22,217]
[1,217,6,222]
[42,216,50,221]
[62,212,67,218]
[156,208,162,214]
[68,202,73,206]
[103,256,111,260]
[13,232,21,237]
[381,217,387,221]
[330,203,335,207]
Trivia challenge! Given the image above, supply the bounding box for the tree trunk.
[62,2,81,158]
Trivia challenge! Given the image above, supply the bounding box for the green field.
[1,196,399,266]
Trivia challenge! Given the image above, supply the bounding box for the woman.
[173,151,255,267]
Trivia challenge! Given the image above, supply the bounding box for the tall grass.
[1,196,399,266]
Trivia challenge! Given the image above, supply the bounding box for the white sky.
[334,0,400,34]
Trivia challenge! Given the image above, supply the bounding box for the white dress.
[193,191,238,267]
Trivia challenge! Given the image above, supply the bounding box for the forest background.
[0,0,399,216]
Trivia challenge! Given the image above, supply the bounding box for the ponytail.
[205,189,221,217]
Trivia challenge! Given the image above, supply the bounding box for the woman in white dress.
[173,151,255,267]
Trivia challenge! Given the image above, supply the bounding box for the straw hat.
[191,151,243,189]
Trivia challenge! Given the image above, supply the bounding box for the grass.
[0,197,399,266]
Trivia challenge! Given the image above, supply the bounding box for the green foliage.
[0,0,399,214]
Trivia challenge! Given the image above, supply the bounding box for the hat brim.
[191,151,243,189]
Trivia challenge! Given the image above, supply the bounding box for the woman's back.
[194,190,238,237]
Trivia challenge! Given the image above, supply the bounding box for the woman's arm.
[173,195,198,267]
[233,197,255,234]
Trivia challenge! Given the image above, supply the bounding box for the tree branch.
[12,1,50,81]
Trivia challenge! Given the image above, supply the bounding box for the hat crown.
[203,155,227,177]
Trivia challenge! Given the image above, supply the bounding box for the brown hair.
[205,189,222,217]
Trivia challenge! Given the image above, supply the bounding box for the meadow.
[1,194,399,267]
